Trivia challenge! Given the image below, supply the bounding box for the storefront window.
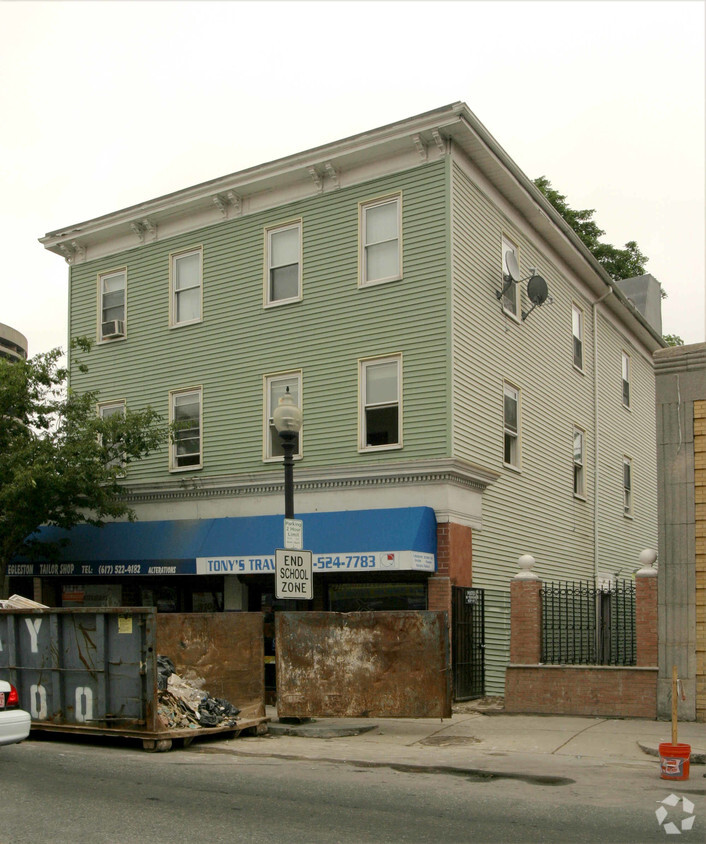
[328,582,426,612]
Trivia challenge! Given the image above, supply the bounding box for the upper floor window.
[573,427,585,498]
[170,387,202,471]
[501,237,519,319]
[266,222,302,306]
[99,269,126,340]
[360,196,401,286]
[572,304,584,370]
[98,400,126,472]
[503,382,520,469]
[359,355,401,450]
[170,248,202,326]
[265,372,302,460]
[623,457,632,516]
[622,351,631,408]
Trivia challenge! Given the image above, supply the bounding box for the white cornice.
[122,457,500,505]
[40,99,664,350]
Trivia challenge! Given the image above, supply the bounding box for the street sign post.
[275,549,313,600]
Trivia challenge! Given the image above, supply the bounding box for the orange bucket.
[659,742,691,780]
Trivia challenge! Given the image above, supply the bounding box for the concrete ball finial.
[515,554,539,580]
[636,548,658,577]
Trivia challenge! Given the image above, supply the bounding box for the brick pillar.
[429,521,472,619]
[428,576,451,616]
[636,549,658,667]
[510,555,542,664]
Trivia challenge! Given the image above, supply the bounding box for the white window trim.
[263,370,303,462]
[97,268,127,343]
[572,303,584,372]
[503,381,521,470]
[623,456,633,517]
[622,351,631,409]
[98,399,126,417]
[358,354,403,452]
[264,220,303,307]
[501,236,520,321]
[169,247,203,328]
[573,426,586,500]
[359,194,402,288]
[169,386,203,472]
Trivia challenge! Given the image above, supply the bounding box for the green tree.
[533,177,683,344]
[0,341,167,598]
[533,177,649,282]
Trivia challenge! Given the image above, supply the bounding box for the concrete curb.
[637,741,706,765]
[267,721,377,738]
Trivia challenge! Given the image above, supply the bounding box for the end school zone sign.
[275,549,313,600]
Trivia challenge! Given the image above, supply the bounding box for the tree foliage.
[533,177,649,282]
[533,177,683,344]
[0,341,167,598]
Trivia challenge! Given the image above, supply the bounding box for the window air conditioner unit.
[101,320,125,339]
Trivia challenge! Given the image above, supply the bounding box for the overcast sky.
[1,0,704,355]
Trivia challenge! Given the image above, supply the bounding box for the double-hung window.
[98,400,126,472]
[170,387,202,470]
[265,372,302,460]
[360,196,401,286]
[623,457,633,516]
[572,304,584,370]
[266,222,302,305]
[171,248,202,326]
[99,269,126,340]
[622,351,631,408]
[503,382,520,469]
[501,237,519,318]
[573,427,585,498]
[359,355,401,450]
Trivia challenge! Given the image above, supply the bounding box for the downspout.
[593,288,613,580]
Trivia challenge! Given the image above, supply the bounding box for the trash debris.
[0,594,50,610]
[156,655,241,730]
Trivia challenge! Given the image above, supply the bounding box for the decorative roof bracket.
[412,134,428,161]
[324,161,340,189]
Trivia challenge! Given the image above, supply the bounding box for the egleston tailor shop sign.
[9,551,435,577]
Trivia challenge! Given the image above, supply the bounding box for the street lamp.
[272,387,302,520]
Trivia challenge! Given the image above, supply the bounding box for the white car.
[0,679,31,746]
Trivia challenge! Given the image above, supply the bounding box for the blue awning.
[10,507,437,577]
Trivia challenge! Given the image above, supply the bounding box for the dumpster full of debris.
[0,607,267,751]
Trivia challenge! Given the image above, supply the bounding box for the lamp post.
[272,387,302,520]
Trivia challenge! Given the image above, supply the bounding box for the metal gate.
[452,587,485,700]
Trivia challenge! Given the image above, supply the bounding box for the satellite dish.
[505,251,521,282]
[527,275,548,306]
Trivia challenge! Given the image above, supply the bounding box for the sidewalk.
[201,703,706,783]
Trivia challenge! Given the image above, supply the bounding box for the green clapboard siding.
[451,160,657,694]
[69,161,452,483]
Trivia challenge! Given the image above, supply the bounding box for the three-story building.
[23,102,664,692]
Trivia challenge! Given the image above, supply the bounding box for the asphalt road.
[1,736,701,843]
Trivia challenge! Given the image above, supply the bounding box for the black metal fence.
[452,587,485,700]
[541,580,636,666]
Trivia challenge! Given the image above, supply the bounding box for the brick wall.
[696,399,705,721]
[505,665,658,718]
[505,563,659,718]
